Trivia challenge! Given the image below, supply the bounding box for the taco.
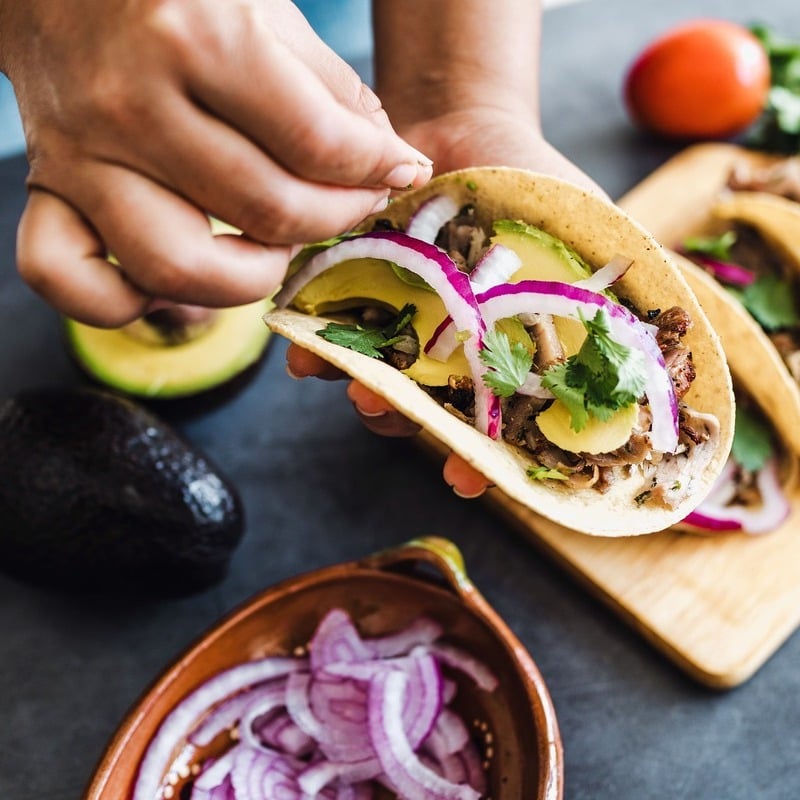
[678,189,800,455]
[668,253,796,535]
[265,168,734,537]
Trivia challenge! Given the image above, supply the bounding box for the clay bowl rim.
[83,536,563,800]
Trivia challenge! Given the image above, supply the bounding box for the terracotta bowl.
[84,536,563,799]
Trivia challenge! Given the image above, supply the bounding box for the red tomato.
[624,19,771,140]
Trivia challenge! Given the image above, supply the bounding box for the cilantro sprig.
[732,404,774,473]
[479,328,534,397]
[727,275,800,331]
[746,24,800,153]
[540,309,647,432]
[682,231,737,261]
[316,304,417,359]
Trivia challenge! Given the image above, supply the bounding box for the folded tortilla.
[265,168,734,537]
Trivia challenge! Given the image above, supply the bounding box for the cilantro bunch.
[541,310,647,432]
[479,308,648,432]
[746,23,800,153]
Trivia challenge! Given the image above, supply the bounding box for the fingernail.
[382,163,422,190]
[355,404,387,419]
[452,485,487,500]
[369,195,390,215]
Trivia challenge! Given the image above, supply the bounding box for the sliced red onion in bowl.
[682,456,790,534]
[368,669,481,800]
[363,617,444,658]
[138,608,498,800]
[405,195,461,244]
[426,279,679,454]
[133,657,307,800]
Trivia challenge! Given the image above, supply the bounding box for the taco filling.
[275,199,721,511]
[680,385,793,535]
[680,216,800,383]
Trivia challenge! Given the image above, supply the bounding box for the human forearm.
[372,0,542,130]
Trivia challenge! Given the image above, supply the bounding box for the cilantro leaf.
[316,304,417,359]
[732,405,774,473]
[728,275,800,331]
[746,24,800,152]
[540,308,647,432]
[682,231,737,261]
[527,465,569,482]
[479,328,534,398]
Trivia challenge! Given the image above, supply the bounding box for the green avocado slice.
[291,257,471,386]
[64,297,273,399]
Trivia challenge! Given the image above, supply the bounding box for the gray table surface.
[2,1,799,798]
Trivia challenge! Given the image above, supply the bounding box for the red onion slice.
[133,657,307,800]
[416,643,499,693]
[365,617,444,658]
[368,670,481,800]
[682,456,790,534]
[468,244,522,293]
[188,679,287,747]
[405,195,461,243]
[684,252,757,287]
[426,279,679,453]
[574,254,633,293]
[310,608,373,670]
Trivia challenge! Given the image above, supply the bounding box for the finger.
[16,189,150,326]
[56,161,291,308]
[270,2,393,125]
[183,24,432,189]
[285,343,346,381]
[442,453,492,499]
[346,381,421,437]
[135,91,393,245]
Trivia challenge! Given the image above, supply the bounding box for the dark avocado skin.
[0,387,245,594]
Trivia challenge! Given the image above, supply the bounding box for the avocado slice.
[64,297,273,399]
[291,257,471,386]
[491,220,592,356]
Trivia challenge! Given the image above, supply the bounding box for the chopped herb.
[540,309,647,432]
[671,481,682,491]
[316,304,417,359]
[634,490,651,506]
[479,329,534,397]
[746,24,800,153]
[527,465,569,482]
[466,180,478,191]
[727,274,800,330]
[732,404,774,473]
[682,231,738,261]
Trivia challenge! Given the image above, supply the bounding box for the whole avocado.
[0,387,245,593]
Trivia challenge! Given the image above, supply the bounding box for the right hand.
[0,0,431,326]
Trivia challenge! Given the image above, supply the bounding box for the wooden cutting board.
[478,143,800,690]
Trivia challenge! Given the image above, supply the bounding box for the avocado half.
[64,297,273,399]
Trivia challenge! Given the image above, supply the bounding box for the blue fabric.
[0,0,372,159]
[0,76,24,158]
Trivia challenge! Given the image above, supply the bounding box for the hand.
[0,0,431,326]
[285,344,490,498]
